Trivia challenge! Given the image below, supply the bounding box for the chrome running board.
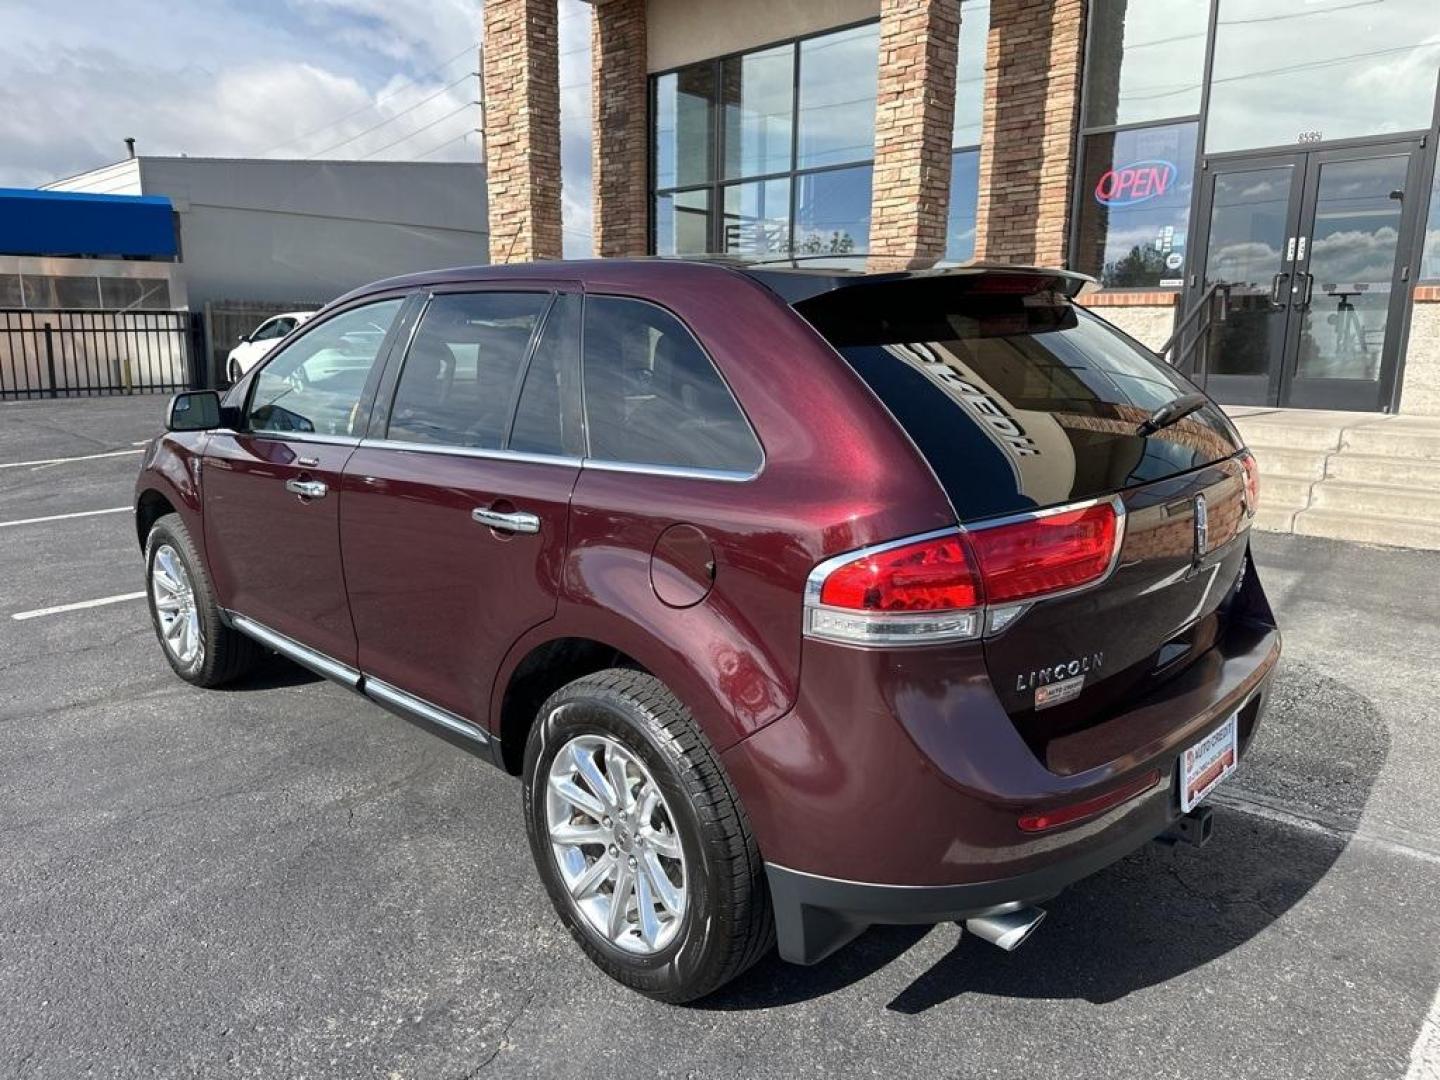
[363,677,490,747]
[229,612,361,688]
[226,611,490,748]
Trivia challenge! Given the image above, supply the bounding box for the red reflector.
[968,501,1119,604]
[818,534,982,612]
[1239,450,1260,514]
[1017,769,1162,833]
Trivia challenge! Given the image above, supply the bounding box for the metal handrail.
[1157,282,1232,369]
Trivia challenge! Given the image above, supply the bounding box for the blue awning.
[0,187,177,258]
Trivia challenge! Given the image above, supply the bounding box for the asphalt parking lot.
[2,395,1438,1080]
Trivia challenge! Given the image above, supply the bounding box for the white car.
[226,311,314,382]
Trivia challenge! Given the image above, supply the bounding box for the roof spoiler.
[744,263,1094,305]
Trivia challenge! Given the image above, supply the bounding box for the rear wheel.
[144,513,260,687]
[523,668,773,1002]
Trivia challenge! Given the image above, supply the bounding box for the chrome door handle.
[285,478,328,499]
[472,507,540,534]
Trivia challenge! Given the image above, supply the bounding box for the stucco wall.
[647,0,879,71]
[1082,302,1176,353]
[1400,299,1440,416]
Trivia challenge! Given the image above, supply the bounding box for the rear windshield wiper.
[1137,392,1209,436]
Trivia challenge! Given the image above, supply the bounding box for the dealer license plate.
[1179,713,1238,812]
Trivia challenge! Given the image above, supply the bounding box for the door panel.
[1189,142,1420,411]
[340,285,585,725]
[341,449,579,720]
[202,296,408,664]
[1283,150,1416,410]
[204,435,360,663]
[1189,157,1304,406]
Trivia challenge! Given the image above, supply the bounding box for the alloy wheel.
[545,732,687,955]
[151,543,203,665]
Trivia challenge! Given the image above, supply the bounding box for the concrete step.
[1342,425,1440,461]
[1293,508,1440,550]
[1250,506,1298,534]
[1251,445,1329,480]
[1261,474,1316,511]
[1309,480,1440,520]
[1234,419,1344,452]
[1324,452,1440,487]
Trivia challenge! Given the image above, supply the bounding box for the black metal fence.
[0,309,202,400]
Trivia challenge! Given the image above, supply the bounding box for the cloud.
[0,0,485,187]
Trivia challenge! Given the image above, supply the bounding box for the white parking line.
[0,448,143,470]
[1408,987,1440,1080]
[11,591,145,621]
[0,506,129,529]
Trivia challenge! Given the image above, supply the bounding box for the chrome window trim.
[227,612,361,687]
[234,430,363,448]
[581,457,760,483]
[358,436,583,469]
[365,678,490,746]
[801,494,1130,647]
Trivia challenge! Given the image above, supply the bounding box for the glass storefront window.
[794,166,872,254]
[722,178,791,256]
[721,45,794,181]
[953,0,989,148]
[946,150,980,262]
[652,23,878,256]
[0,275,21,308]
[654,190,712,256]
[1085,0,1208,129]
[1075,122,1199,288]
[1206,0,1440,153]
[797,23,880,169]
[1424,168,1440,281]
[654,67,715,190]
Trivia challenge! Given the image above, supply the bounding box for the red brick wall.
[973,0,1085,267]
[868,0,961,271]
[483,0,563,263]
[591,0,649,257]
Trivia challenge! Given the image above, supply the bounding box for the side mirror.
[237,333,251,344]
[166,390,222,432]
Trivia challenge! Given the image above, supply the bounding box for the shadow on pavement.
[218,652,324,691]
[702,659,1387,1013]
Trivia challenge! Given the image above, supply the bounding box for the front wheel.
[144,513,261,687]
[522,669,773,1002]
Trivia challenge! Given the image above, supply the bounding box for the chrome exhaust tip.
[964,906,1047,952]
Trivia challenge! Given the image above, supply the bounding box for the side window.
[248,298,402,437]
[510,293,582,456]
[581,296,762,474]
[387,291,551,449]
[253,317,286,341]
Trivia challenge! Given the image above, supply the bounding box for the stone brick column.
[591,0,649,257]
[973,0,1086,266]
[867,0,961,271]
[482,0,563,263]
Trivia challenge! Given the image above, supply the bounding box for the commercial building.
[482,0,1440,418]
[40,156,490,309]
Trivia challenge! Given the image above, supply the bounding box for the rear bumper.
[755,663,1276,964]
[765,795,1174,964]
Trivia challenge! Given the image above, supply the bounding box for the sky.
[0,0,595,253]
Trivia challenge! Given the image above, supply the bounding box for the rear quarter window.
[581,296,762,475]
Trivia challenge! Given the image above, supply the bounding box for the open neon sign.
[1094,160,1177,207]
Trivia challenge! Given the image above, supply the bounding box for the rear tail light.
[1017,769,1162,833]
[804,497,1125,646]
[964,501,1120,605]
[1238,449,1260,516]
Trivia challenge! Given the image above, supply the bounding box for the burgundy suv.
[136,260,1279,1002]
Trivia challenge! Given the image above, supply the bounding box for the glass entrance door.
[1187,141,1423,410]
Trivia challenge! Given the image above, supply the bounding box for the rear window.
[797,278,1239,520]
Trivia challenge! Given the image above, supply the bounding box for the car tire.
[523,668,773,1003]
[144,513,261,688]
